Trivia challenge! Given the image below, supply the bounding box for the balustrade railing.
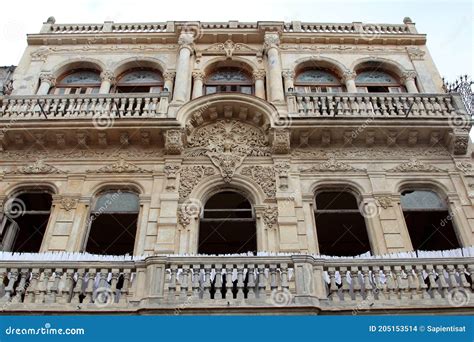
[286,92,465,118]
[0,92,171,120]
[0,255,472,312]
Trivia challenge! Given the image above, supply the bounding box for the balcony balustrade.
[0,255,472,313]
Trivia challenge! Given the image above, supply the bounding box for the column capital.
[253,69,266,81]
[100,70,115,83]
[192,70,205,81]
[341,70,357,83]
[163,71,176,81]
[178,30,195,52]
[263,31,281,51]
[282,70,295,80]
[39,72,56,86]
[400,70,417,83]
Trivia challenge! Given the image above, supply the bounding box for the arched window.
[401,190,460,251]
[294,69,344,93]
[314,191,371,256]
[198,191,256,254]
[115,68,163,93]
[50,69,101,95]
[0,191,52,252]
[355,70,405,93]
[85,191,139,255]
[204,68,254,95]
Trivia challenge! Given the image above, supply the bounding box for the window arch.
[115,68,164,93]
[50,69,101,95]
[85,190,139,255]
[198,191,256,254]
[204,68,254,95]
[401,190,460,251]
[355,69,405,93]
[1,190,53,252]
[294,68,344,93]
[314,190,371,256]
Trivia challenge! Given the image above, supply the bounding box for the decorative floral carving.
[400,70,417,83]
[262,206,278,230]
[406,47,425,60]
[164,164,181,191]
[263,32,281,50]
[291,147,450,159]
[8,160,65,174]
[375,196,392,209]
[87,158,151,173]
[272,129,291,154]
[240,165,276,199]
[202,39,258,58]
[253,70,266,81]
[178,165,216,201]
[30,47,50,61]
[455,161,474,175]
[387,158,445,173]
[207,152,245,183]
[274,162,290,190]
[39,73,56,86]
[299,158,366,173]
[100,70,115,83]
[59,197,79,211]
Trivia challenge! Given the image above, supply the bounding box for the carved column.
[99,70,115,94]
[401,71,419,93]
[191,71,205,99]
[163,71,176,94]
[173,30,195,102]
[342,71,357,93]
[264,32,285,102]
[253,70,266,99]
[37,73,56,95]
[282,70,295,92]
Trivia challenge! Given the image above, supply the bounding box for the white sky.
[0,0,472,81]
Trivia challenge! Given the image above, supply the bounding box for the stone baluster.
[383,266,397,300]
[12,269,28,303]
[350,267,363,301]
[361,267,373,300]
[60,269,75,304]
[180,266,190,301]
[327,269,340,301]
[3,270,18,302]
[168,266,177,301]
[393,266,409,299]
[457,265,471,291]
[214,265,223,299]
[253,70,266,99]
[192,266,201,299]
[202,265,212,300]
[226,265,234,299]
[119,270,131,304]
[372,267,385,300]
[173,29,195,102]
[24,270,40,303]
[435,265,449,298]
[426,265,441,299]
[403,265,418,299]
[37,73,56,95]
[71,269,85,304]
[191,71,204,99]
[48,269,63,303]
[257,265,266,300]
[247,265,256,300]
[263,32,285,102]
[339,267,351,301]
[446,265,460,290]
[235,264,245,300]
[414,265,429,299]
[84,269,97,303]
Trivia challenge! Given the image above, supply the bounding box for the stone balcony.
[0,255,473,314]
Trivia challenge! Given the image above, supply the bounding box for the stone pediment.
[387,158,445,173]
[7,160,65,175]
[87,158,152,174]
[299,158,366,173]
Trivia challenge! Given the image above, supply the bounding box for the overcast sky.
[1,0,472,81]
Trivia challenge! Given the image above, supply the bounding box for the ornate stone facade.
[0,18,472,315]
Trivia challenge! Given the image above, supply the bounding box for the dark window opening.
[85,191,139,255]
[1,192,52,253]
[198,191,256,255]
[314,191,370,256]
[114,68,164,94]
[204,68,254,95]
[401,190,460,251]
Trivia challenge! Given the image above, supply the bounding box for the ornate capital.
[165,129,184,155]
[178,30,195,51]
[253,70,266,81]
[272,129,291,154]
[163,71,176,82]
[58,196,79,211]
[400,70,417,83]
[192,70,205,81]
[375,196,392,209]
[39,72,56,86]
[263,32,281,50]
[341,71,357,83]
[281,70,295,81]
[100,70,115,83]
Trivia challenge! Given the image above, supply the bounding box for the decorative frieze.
[7,160,65,175]
[299,158,366,173]
[87,158,152,174]
[387,158,445,173]
[201,39,258,58]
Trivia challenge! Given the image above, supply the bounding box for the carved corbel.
[272,129,291,154]
[164,129,184,155]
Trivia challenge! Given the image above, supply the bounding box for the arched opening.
[204,68,254,95]
[0,190,53,252]
[85,191,139,255]
[198,191,256,254]
[294,68,344,93]
[114,68,164,93]
[401,190,460,251]
[50,69,101,95]
[314,191,371,256]
[355,67,405,93]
